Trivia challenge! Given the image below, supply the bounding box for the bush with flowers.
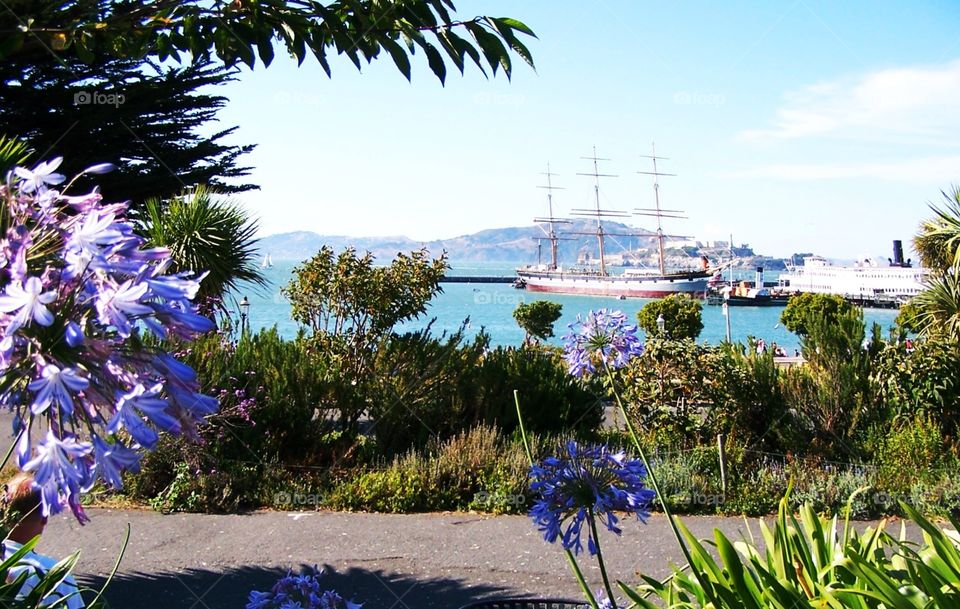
[520,307,960,609]
[0,156,219,607]
[0,156,218,520]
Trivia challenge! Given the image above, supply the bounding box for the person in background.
[2,473,86,608]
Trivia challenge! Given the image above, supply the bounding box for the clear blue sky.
[213,0,960,260]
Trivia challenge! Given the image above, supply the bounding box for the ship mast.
[534,163,568,270]
[571,147,623,276]
[636,143,683,276]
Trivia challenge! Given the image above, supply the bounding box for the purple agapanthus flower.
[562,309,643,377]
[95,279,153,336]
[22,430,93,519]
[13,158,65,193]
[0,157,218,521]
[108,383,178,448]
[0,276,57,332]
[529,441,655,555]
[246,567,362,609]
[27,364,89,416]
[91,435,141,489]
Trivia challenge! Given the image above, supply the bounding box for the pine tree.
[0,45,256,203]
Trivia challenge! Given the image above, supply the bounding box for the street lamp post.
[723,297,732,343]
[239,296,250,335]
[656,313,666,336]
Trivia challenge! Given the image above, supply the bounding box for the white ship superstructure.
[779,242,929,302]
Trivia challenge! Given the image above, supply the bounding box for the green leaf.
[484,16,534,70]
[616,580,661,609]
[715,530,763,609]
[494,17,538,38]
[380,37,412,81]
[422,42,446,84]
[464,21,507,77]
[436,28,466,74]
[257,35,275,67]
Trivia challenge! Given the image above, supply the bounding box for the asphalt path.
[39,508,771,609]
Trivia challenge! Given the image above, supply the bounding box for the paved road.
[39,508,766,609]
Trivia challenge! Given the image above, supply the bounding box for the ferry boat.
[777,241,929,306]
[515,146,713,299]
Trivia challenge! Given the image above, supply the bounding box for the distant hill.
[254,223,788,269]
[256,220,660,263]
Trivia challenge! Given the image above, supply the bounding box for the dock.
[441,275,517,284]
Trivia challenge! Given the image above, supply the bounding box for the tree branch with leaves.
[1,0,536,84]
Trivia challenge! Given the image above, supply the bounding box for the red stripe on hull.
[524,284,707,299]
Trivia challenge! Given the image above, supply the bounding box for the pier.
[440,275,517,284]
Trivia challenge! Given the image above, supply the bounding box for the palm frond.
[912,270,960,341]
[914,186,960,272]
[139,185,267,307]
[0,135,33,176]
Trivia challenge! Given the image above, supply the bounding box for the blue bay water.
[240,261,899,352]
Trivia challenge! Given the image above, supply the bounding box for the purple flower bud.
[65,321,85,347]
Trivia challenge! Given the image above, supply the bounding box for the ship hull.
[517,271,709,298]
[707,293,789,307]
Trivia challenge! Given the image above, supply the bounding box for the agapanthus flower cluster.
[246,567,361,609]
[529,440,655,555]
[0,157,218,522]
[562,309,643,377]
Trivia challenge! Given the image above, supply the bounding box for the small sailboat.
[261,253,273,269]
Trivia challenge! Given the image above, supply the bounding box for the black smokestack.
[893,240,904,266]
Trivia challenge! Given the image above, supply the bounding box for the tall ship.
[778,241,929,306]
[515,146,713,298]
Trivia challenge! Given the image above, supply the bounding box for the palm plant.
[911,186,960,339]
[915,186,960,272]
[0,135,32,176]
[911,271,960,340]
[138,185,267,312]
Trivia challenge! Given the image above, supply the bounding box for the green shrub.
[781,308,874,459]
[875,415,948,491]
[366,325,488,455]
[620,339,717,445]
[369,335,602,456]
[707,344,803,454]
[513,300,563,343]
[327,426,534,514]
[474,345,604,435]
[872,336,960,437]
[650,447,725,515]
[780,292,853,336]
[637,294,703,340]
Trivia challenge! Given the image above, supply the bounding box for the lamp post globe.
[239,296,250,334]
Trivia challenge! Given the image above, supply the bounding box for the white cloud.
[714,155,960,182]
[740,59,960,141]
